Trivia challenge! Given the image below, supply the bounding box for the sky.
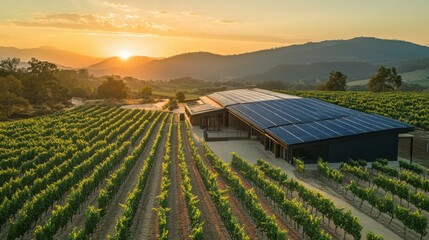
[0,0,428,58]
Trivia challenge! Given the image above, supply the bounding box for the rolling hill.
[2,37,429,83]
[87,56,158,76]
[0,46,102,68]
[235,62,380,84]
[122,37,429,81]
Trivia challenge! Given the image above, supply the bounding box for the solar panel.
[227,98,364,129]
[267,114,414,146]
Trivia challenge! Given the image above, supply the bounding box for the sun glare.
[119,51,131,60]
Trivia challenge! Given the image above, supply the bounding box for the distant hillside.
[87,56,157,76]
[127,37,429,81]
[395,58,429,72]
[3,37,429,81]
[235,62,380,84]
[0,46,102,68]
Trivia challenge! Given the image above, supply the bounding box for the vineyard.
[315,158,429,240]
[1,105,427,239]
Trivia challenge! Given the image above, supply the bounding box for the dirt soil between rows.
[166,116,192,240]
[180,123,230,239]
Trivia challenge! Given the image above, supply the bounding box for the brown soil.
[180,123,230,239]
[229,166,303,240]
[195,145,265,239]
[129,121,168,239]
[166,116,192,239]
[91,122,162,240]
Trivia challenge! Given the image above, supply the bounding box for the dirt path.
[180,124,230,240]
[166,116,191,239]
[129,121,168,239]
[90,122,162,240]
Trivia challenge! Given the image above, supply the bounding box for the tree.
[175,91,185,102]
[0,57,21,77]
[97,77,129,99]
[368,66,402,92]
[0,75,29,118]
[23,58,69,105]
[320,71,347,91]
[140,86,152,98]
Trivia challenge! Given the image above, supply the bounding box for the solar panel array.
[266,114,413,146]
[205,88,413,146]
[187,104,222,114]
[227,98,361,129]
[208,89,299,107]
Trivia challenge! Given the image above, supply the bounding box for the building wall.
[327,133,398,163]
[228,112,251,131]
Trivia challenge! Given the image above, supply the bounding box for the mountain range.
[1,37,429,84]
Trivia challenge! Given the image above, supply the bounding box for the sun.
[119,51,131,60]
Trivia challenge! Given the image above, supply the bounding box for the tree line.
[317,66,403,92]
[0,58,136,119]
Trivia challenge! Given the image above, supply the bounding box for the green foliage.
[0,57,20,75]
[340,162,369,181]
[186,124,251,240]
[109,113,168,240]
[178,122,205,240]
[163,98,179,111]
[175,91,186,102]
[320,71,347,91]
[231,153,331,239]
[372,161,398,178]
[97,77,129,99]
[0,57,74,119]
[368,66,402,92]
[257,159,362,240]
[156,115,173,239]
[0,107,163,239]
[294,157,305,174]
[346,159,367,167]
[318,159,344,183]
[140,86,152,98]
[0,76,29,118]
[399,160,425,175]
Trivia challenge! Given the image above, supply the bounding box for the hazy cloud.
[3,11,296,44]
[102,2,135,12]
[219,19,237,24]
[149,11,168,18]
[9,12,173,33]
[181,11,200,17]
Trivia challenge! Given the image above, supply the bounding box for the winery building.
[185,88,414,164]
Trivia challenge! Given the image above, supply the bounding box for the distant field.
[349,69,429,86]
[152,90,200,100]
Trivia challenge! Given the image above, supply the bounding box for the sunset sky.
[0,0,428,58]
